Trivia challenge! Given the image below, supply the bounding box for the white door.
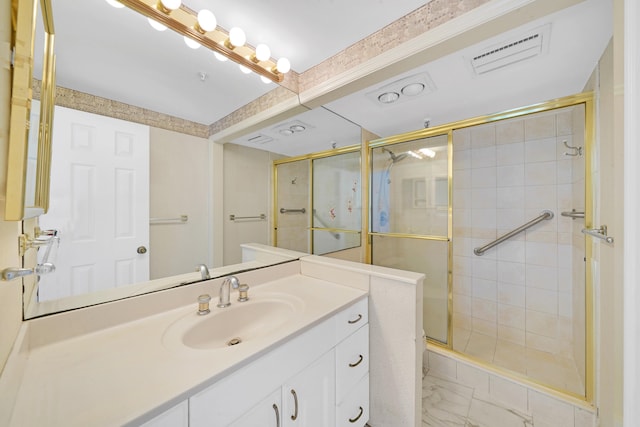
[38,106,149,301]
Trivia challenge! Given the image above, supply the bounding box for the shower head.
[382,147,408,163]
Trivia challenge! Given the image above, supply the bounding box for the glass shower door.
[370,134,450,344]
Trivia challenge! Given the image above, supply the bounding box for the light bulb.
[184,36,200,49]
[260,76,272,84]
[419,148,436,158]
[255,44,271,62]
[159,0,181,11]
[276,57,291,74]
[239,64,252,74]
[197,9,216,32]
[105,0,124,8]
[214,52,228,62]
[148,17,167,31]
[228,27,246,48]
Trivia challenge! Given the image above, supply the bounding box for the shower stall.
[369,94,592,400]
[274,148,362,256]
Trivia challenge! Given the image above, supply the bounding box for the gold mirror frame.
[5,0,55,221]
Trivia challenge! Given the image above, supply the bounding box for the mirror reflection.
[25,0,309,318]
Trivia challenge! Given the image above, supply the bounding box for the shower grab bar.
[312,209,340,240]
[279,208,306,214]
[561,210,585,219]
[150,215,188,224]
[473,210,554,256]
[229,214,266,221]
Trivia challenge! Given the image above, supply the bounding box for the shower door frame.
[366,92,595,402]
[273,145,363,254]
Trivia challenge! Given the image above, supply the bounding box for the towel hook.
[563,140,583,157]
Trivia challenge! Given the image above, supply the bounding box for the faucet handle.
[238,284,249,302]
[197,294,211,315]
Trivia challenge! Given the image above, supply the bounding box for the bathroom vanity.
[0,254,423,426]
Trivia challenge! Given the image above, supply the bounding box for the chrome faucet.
[217,276,240,308]
[197,264,210,280]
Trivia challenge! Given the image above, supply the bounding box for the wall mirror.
[21,0,307,319]
[5,0,55,221]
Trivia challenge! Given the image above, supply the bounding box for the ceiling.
[39,0,612,157]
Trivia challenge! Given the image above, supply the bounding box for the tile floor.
[453,329,584,395]
[423,370,534,427]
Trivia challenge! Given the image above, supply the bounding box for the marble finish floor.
[423,370,535,427]
[452,329,584,396]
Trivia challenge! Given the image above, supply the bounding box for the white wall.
[149,127,213,277]
[223,144,281,265]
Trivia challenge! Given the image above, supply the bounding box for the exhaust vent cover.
[246,134,273,144]
[469,24,551,75]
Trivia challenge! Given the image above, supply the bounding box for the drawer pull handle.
[347,314,363,324]
[290,389,298,420]
[349,354,364,368]
[349,406,364,423]
[273,403,280,427]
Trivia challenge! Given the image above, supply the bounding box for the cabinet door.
[230,389,282,427]
[140,401,188,427]
[282,350,335,426]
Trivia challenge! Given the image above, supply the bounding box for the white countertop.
[2,274,367,426]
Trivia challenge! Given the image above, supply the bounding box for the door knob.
[137,246,148,254]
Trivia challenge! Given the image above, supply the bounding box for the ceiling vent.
[246,134,274,144]
[468,24,551,75]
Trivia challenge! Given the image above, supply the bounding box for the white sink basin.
[163,292,305,351]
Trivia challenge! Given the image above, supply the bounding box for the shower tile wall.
[451,107,585,395]
[276,160,310,253]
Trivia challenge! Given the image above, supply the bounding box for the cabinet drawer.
[336,374,369,427]
[335,297,368,344]
[335,324,369,403]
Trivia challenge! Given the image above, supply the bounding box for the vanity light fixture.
[225,27,246,49]
[111,0,291,83]
[183,36,200,49]
[214,52,228,62]
[156,0,181,14]
[147,17,167,31]
[106,0,125,8]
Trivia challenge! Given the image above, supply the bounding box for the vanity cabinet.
[281,350,336,426]
[231,351,335,427]
[335,324,369,427]
[189,297,368,427]
[229,389,281,427]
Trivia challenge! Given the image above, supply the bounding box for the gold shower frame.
[367,92,595,404]
[272,145,362,253]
